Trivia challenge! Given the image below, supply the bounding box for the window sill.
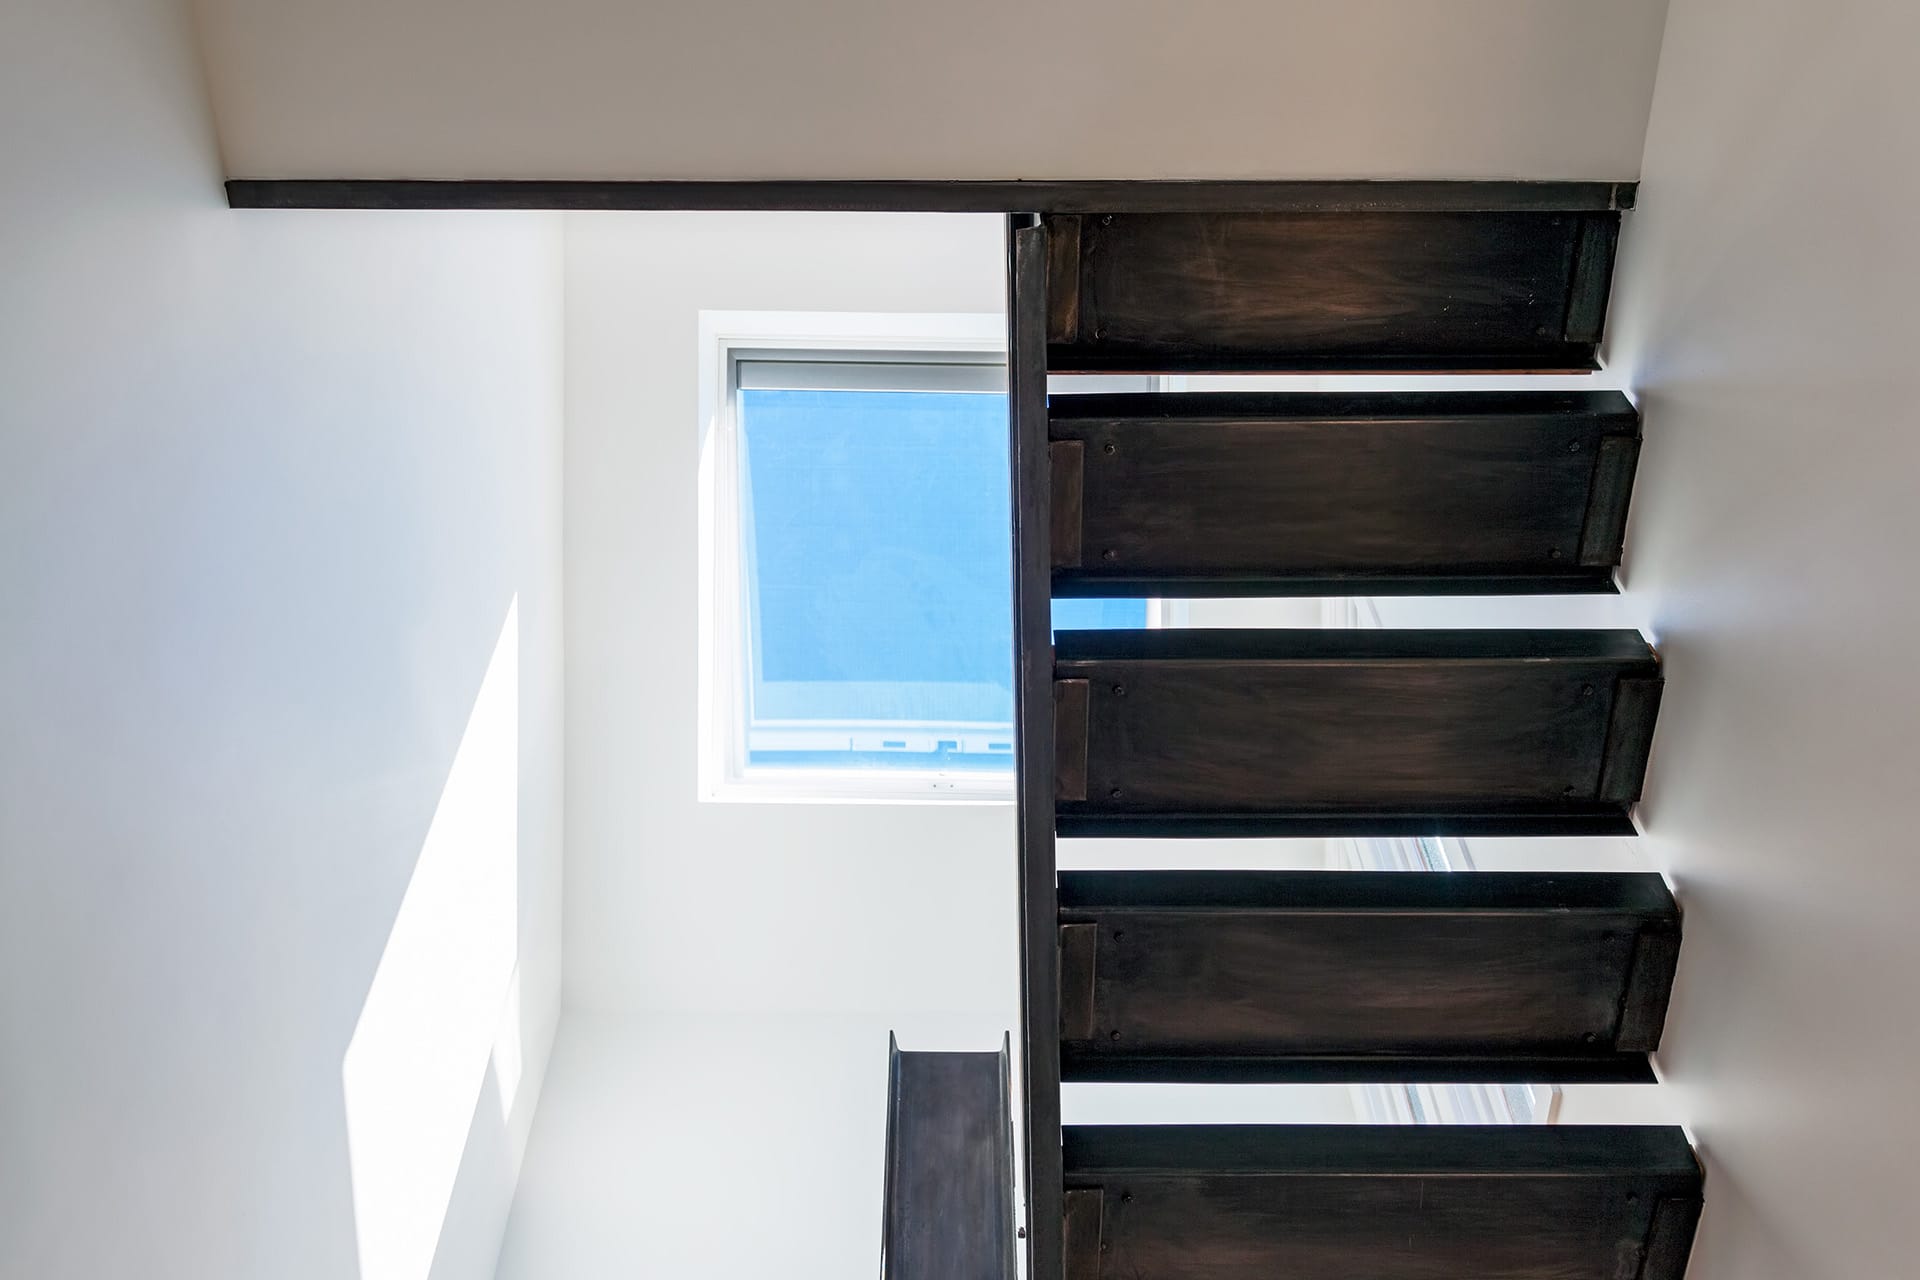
[700,771,1016,806]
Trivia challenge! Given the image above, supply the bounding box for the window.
[698,311,1149,801]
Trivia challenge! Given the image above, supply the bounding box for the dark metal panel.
[881,1036,1016,1280]
[1048,211,1621,371]
[1052,352,1605,373]
[1054,630,1660,823]
[1062,1125,1702,1280]
[1600,674,1665,803]
[1640,1197,1705,1280]
[1565,214,1625,344]
[1061,1051,1657,1084]
[1059,868,1678,912]
[1056,807,1642,839]
[1060,1189,1104,1280]
[1579,432,1644,567]
[1050,390,1641,594]
[1082,1174,1659,1279]
[1052,629,1651,832]
[1053,679,1090,803]
[1045,215,1083,343]
[1052,569,1624,598]
[1053,627,1658,663]
[1068,656,1607,803]
[1064,1123,1702,1175]
[1047,440,1084,569]
[225,178,1637,213]
[1055,871,1680,1073]
[1006,218,1062,1280]
[1616,924,1683,1053]
[1048,388,1639,420]
[1057,923,1099,1044]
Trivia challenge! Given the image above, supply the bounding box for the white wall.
[558,212,1016,1020]
[496,1010,1017,1280]
[0,2,565,1276]
[1336,0,1920,1272]
[190,0,1670,182]
[1600,1,1920,1274]
[490,212,1014,1280]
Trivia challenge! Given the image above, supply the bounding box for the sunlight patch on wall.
[492,961,524,1127]
[344,599,520,1280]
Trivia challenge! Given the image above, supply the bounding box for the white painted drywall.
[189,0,1670,182]
[557,212,1018,1020]
[0,1,565,1276]
[509,210,1023,1275]
[1355,0,1920,1272]
[1602,0,1920,1273]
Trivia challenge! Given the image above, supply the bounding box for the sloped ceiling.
[192,0,1671,181]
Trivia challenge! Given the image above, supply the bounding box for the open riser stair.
[1061,1126,1702,1280]
[1058,870,1679,1083]
[1049,390,1641,598]
[1043,208,1623,372]
[884,184,1700,1280]
[1053,628,1662,836]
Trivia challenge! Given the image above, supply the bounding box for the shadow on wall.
[342,598,523,1280]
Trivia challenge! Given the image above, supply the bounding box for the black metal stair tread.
[1055,870,1680,1075]
[1062,1123,1700,1177]
[1061,1052,1657,1084]
[1042,209,1622,373]
[1060,1125,1702,1280]
[1047,391,1642,596]
[1053,626,1658,664]
[1058,869,1674,913]
[1055,809,1643,837]
[1050,630,1663,837]
[1049,388,1638,421]
[1055,572,1630,599]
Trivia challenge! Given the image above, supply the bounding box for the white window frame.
[697,309,1016,804]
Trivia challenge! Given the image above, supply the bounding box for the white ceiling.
[191,0,1672,181]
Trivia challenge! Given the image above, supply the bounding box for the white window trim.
[697,309,1014,805]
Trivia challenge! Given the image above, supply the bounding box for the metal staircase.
[1006,185,1701,1280]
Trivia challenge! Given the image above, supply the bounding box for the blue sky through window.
[738,384,1144,771]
